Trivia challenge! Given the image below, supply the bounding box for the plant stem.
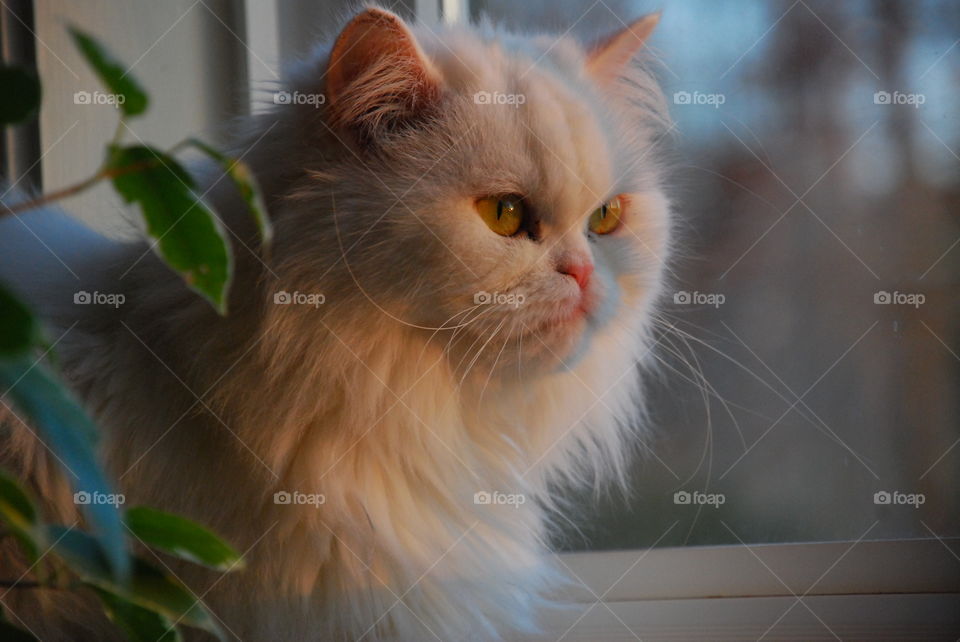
[1,116,133,218]
[2,171,107,216]
[2,158,160,217]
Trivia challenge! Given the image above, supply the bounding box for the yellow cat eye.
[588,196,623,235]
[476,195,525,236]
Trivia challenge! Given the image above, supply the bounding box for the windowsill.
[520,538,960,640]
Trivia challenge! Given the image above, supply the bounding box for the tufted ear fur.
[585,13,660,86]
[325,7,442,139]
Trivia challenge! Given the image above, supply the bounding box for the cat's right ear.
[585,13,660,86]
[324,8,441,140]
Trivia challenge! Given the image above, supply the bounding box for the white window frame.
[530,538,960,639]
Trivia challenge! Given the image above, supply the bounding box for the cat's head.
[273,6,672,379]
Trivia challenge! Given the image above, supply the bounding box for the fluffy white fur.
[0,6,672,640]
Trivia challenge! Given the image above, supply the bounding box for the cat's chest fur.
[65,293,607,639]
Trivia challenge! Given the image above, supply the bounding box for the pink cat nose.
[558,260,594,290]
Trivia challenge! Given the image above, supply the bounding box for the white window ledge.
[521,538,960,640]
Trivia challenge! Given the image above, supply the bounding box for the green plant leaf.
[0,66,41,124]
[94,588,182,642]
[0,357,128,580]
[0,283,38,356]
[107,145,233,314]
[0,471,35,529]
[125,506,244,572]
[0,470,42,561]
[184,139,273,249]
[68,28,147,117]
[49,526,224,641]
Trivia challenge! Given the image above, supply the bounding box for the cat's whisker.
[477,329,512,408]
[648,318,740,513]
[655,313,836,441]
[646,346,718,546]
[596,314,714,493]
[458,318,506,391]
[516,332,524,382]
[652,329,771,422]
[424,301,506,383]
[646,312,816,543]
[652,319,749,450]
[647,349,714,488]
[593,314,716,506]
[412,304,483,373]
[440,317,475,363]
[446,305,501,372]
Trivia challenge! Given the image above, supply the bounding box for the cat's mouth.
[443,292,604,380]
[523,294,597,337]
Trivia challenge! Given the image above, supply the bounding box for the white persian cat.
[0,5,672,640]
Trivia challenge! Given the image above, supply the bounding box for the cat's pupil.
[600,204,608,218]
[497,200,504,220]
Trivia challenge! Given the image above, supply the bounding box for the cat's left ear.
[585,13,660,86]
[325,8,441,138]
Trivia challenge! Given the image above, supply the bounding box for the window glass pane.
[476,0,960,549]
